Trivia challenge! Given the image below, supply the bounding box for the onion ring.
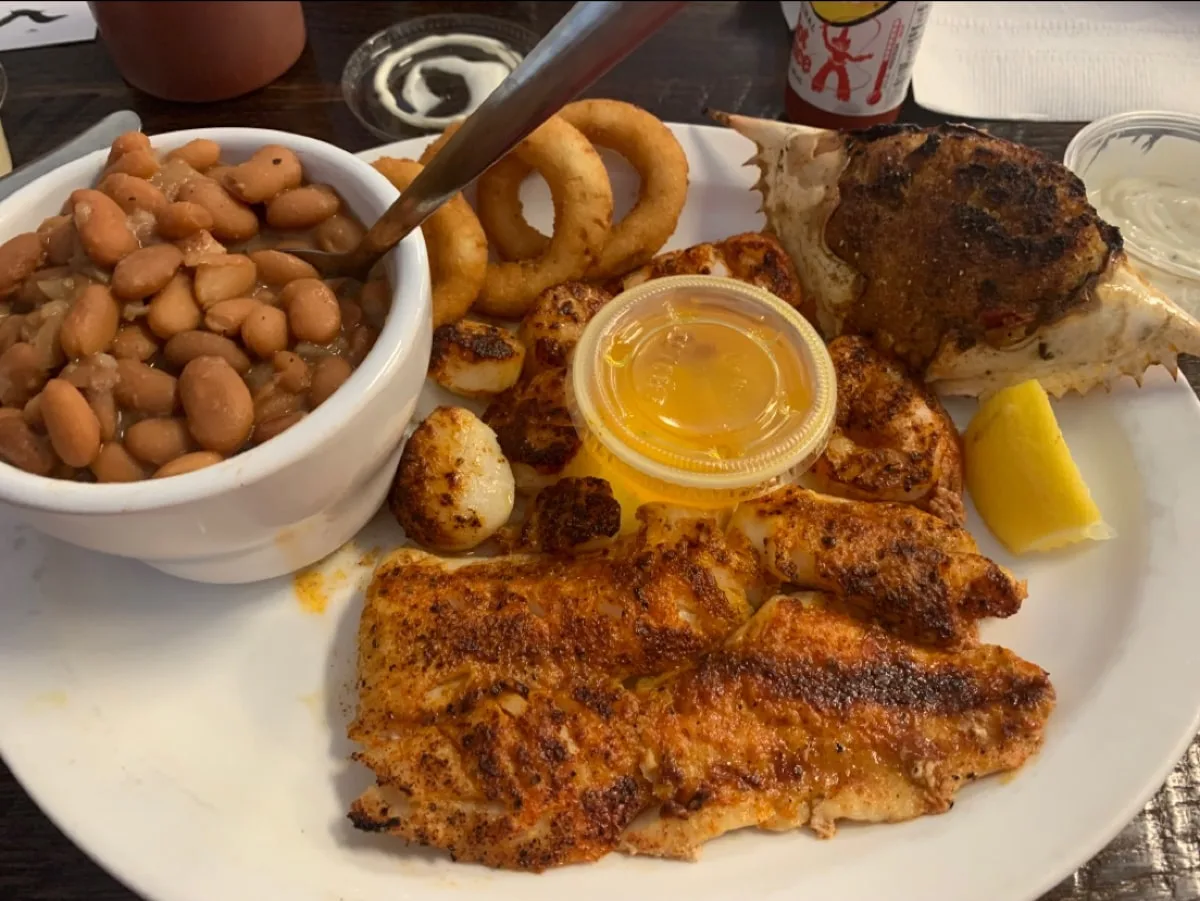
[417,115,613,318]
[372,156,487,327]
[453,116,612,319]
[476,99,688,280]
[417,120,464,166]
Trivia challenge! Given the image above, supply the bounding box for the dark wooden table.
[0,2,1197,899]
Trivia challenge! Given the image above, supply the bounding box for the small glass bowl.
[341,14,540,142]
[1064,110,1200,317]
[568,276,837,510]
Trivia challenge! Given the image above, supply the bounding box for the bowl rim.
[0,126,430,515]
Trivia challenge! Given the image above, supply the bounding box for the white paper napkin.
[913,1,1200,121]
[0,1,95,53]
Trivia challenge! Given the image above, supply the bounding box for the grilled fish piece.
[348,505,762,869]
[717,113,1200,396]
[729,486,1025,649]
[351,679,649,871]
[806,335,965,525]
[623,593,1055,859]
[615,231,804,311]
[350,584,1054,869]
[354,504,757,726]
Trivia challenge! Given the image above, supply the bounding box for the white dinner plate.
[2,123,1199,901]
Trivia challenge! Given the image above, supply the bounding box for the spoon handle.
[0,110,143,203]
[350,0,687,271]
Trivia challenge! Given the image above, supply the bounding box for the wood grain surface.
[0,2,1196,899]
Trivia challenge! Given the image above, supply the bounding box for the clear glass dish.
[341,14,540,143]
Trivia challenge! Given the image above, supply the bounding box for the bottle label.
[787,1,932,117]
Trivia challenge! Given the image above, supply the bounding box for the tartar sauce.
[372,34,522,131]
[1088,176,1200,271]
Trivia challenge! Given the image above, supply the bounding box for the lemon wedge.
[964,379,1112,554]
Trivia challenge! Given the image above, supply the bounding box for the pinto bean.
[204,297,259,336]
[167,139,221,172]
[153,450,223,478]
[193,254,256,308]
[125,417,192,466]
[272,350,310,393]
[111,244,184,300]
[37,216,77,267]
[253,411,305,444]
[148,272,202,339]
[309,355,352,407]
[266,185,340,229]
[111,323,160,361]
[71,189,138,267]
[90,442,146,482]
[103,149,160,179]
[157,201,214,240]
[222,145,302,203]
[60,285,121,358]
[0,407,56,474]
[164,330,251,374]
[314,214,365,254]
[106,131,151,166]
[0,233,46,298]
[88,389,119,442]
[0,342,48,406]
[114,359,178,416]
[40,378,101,467]
[281,279,340,344]
[179,356,253,453]
[99,173,168,216]
[176,178,259,242]
[248,249,318,285]
[240,304,288,359]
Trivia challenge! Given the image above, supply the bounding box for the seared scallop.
[388,406,515,552]
[518,282,612,374]
[481,367,581,495]
[428,319,525,398]
[516,476,622,554]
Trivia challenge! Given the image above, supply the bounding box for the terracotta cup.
[90,1,307,103]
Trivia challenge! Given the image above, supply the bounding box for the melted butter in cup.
[568,276,836,510]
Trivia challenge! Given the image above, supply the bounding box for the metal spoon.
[289,0,687,280]
[0,110,142,203]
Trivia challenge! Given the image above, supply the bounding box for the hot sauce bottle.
[784,1,932,129]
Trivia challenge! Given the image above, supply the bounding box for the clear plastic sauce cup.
[1064,110,1200,319]
[567,275,836,515]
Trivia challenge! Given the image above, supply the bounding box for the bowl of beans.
[0,128,431,583]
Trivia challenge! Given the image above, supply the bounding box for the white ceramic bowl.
[1064,110,1200,319]
[0,128,431,584]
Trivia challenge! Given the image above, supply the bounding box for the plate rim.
[1,121,1199,901]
